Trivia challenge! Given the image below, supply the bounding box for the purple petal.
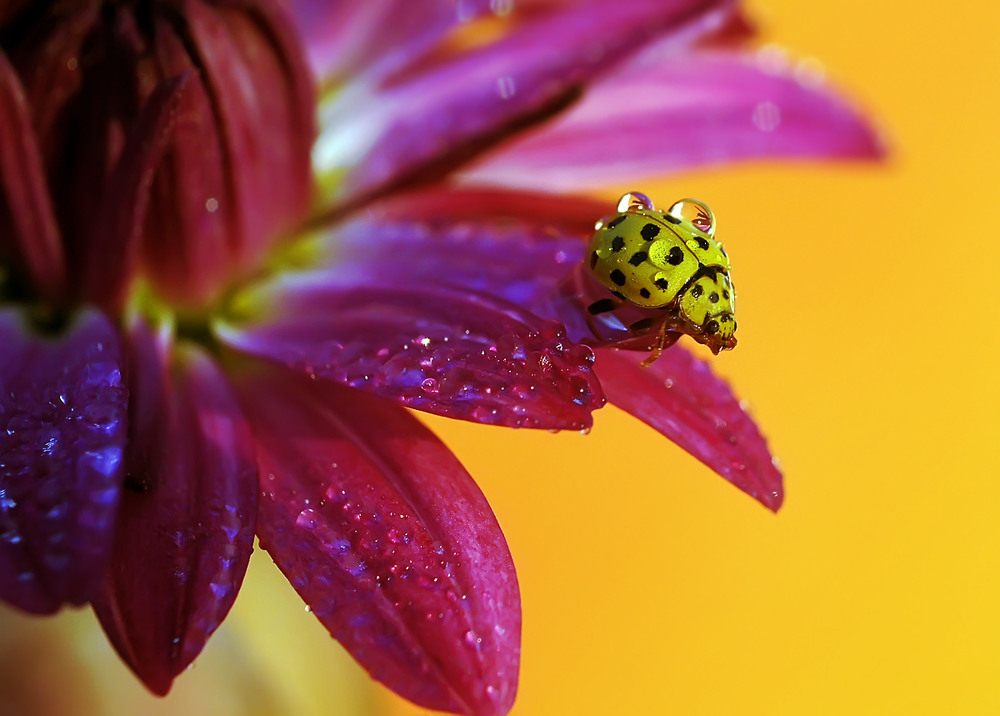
[0,309,126,613]
[315,188,599,308]
[317,0,735,202]
[239,367,520,715]
[0,49,66,302]
[92,327,257,695]
[462,51,884,190]
[289,0,494,82]
[216,279,604,430]
[595,347,783,511]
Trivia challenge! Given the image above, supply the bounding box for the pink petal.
[92,326,257,695]
[0,49,66,302]
[595,347,783,511]
[0,310,126,613]
[317,0,735,202]
[313,193,591,308]
[288,0,494,82]
[462,51,884,190]
[216,279,604,430]
[238,367,520,715]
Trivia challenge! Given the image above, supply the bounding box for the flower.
[0,1,880,715]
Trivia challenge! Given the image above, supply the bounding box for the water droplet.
[616,191,654,213]
[751,100,781,133]
[667,199,716,236]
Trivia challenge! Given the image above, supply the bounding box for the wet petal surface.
[93,327,257,695]
[240,368,519,715]
[463,51,883,190]
[216,278,604,430]
[0,309,126,613]
[596,346,783,511]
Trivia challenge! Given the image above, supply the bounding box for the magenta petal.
[92,329,257,695]
[0,309,126,613]
[463,51,884,189]
[216,279,604,430]
[238,367,520,715]
[316,208,585,308]
[289,0,493,82]
[0,50,66,301]
[595,347,783,511]
[318,0,734,201]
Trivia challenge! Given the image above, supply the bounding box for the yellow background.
[3,0,1000,714]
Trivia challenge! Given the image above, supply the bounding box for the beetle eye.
[616,191,655,213]
[668,198,716,236]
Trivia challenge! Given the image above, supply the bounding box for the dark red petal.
[83,74,190,311]
[178,0,315,276]
[238,367,520,716]
[0,49,65,302]
[317,0,735,203]
[0,309,126,613]
[92,328,257,695]
[463,51,884,189]
[216,280,604,430]
[596,347,783,511]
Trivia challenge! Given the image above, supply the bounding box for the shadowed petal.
[83,75,190,312]
[92,326,257,695]
[238,367,519,715]
[216,279,604,430]
[317,0,735,202]
[289,0,494,82]
[0,310,126,613]
[462,51,884,190]
[0,49,65,302]
[596,347,783,511]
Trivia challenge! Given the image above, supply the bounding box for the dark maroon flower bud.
[1,0,315,309]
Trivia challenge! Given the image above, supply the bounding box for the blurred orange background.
[4,0,1000,714]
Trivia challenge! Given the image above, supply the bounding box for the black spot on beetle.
[664,213,681,225]
[667,246,684,266]
[611,235,625,252]
[628,250,648,266]
[639,288,651,299]
[691,285,704,299]
[611,290,627,300]
[722,290,730,300]
[607,215,626,229]
[629,317,657,333]
[709,292,719,303]
[705,320,720,334]
[587,299,617,315]
[654,278,669,290]
[610,269,626,286]
[640,223,660,240]
[694,237,710,250]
